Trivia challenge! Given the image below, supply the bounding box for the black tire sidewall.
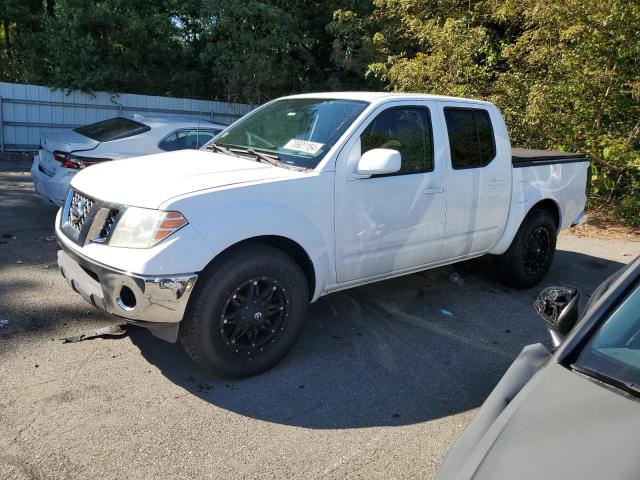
[501,209,557,288]
[183,244,309,378]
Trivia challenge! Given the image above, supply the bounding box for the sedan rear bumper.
[57,237,198,342]
[31,154,72,206]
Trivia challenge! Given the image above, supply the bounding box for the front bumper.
[57,237,198,342]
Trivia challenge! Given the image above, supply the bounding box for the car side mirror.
[534,286,581,348]
[356,148,401,176]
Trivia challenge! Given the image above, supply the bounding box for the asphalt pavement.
[1,159,639,479]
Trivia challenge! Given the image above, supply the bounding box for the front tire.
[494,209,557,289]
[179,242,309,378]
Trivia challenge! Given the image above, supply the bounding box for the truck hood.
[70,149,296,209]
[453,364,640,480]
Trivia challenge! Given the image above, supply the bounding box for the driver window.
[360,107,434,176]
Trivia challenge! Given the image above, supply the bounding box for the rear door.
[439,103,511,258]
[335,100,447,283]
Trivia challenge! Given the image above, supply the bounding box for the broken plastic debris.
[45,236,56,242]
[0,319,9,328]
[440,309,455,318]
[61,323,131,343]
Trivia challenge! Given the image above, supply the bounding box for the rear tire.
[494,209,557,289]
[179,242,309,378]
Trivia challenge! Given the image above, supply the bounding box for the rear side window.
[444,108,495,169]
[159,129,221,151]
[361,107,434,176]
[75,117,150,142]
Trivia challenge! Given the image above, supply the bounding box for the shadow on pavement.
[0,164,628,429]
[130,250,625,430]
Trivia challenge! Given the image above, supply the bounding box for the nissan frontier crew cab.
[55,92,589,378]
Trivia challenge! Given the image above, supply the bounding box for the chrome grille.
[61,189,124,246]
[67,190,96,232]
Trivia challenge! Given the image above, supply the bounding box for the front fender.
[164,177,334,301]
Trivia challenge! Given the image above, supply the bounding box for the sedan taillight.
[53,150,111,169]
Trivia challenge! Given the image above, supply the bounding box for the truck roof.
[284,91,494,106]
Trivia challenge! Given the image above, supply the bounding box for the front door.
[335,102,447,283]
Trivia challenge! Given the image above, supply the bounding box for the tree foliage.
[0,0,638,224]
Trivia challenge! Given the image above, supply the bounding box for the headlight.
[109,207,188,248]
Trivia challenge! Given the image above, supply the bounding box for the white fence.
[0,82,255,151]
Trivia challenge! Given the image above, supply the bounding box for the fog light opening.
[117,286,137,311]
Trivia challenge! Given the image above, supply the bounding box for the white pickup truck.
[55,92,589,378]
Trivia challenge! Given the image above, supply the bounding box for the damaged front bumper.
[56,237,197,342]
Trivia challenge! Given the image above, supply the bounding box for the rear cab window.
[444,107,495,169]
[74,117,151,142]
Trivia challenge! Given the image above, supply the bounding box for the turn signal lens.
[154,212,188,241]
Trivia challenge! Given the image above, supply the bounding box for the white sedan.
[32,115,226,206]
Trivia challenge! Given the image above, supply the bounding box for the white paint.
[59,92,589,305]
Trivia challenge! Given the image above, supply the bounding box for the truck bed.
[512,148,588,167]
[508,148,589,232]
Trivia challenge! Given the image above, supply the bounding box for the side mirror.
[356,148,401,176]
[534,286,581,348]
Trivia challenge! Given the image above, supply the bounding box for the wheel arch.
[530,198,561,231]
[489,197,562,255]
[200,235,317,301]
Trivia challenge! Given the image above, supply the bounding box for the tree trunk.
[3,19,12,61]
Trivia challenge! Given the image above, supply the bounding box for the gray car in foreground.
[437,254,640,480]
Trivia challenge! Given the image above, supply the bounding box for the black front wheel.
[179,242,309,378]
[494,209,557,289]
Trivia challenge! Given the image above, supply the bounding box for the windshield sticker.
[283,139,324,155]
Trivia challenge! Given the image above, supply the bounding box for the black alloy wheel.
[219,276,289,355]
[493,208,557,289]
[523,226,551,277]
[179,242,309,378]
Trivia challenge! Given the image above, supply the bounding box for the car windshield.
[210,98,369,169]
[574,281,640,389]
[75,117,151,142]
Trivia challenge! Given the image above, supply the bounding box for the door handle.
[423,187,445,194]
[489,179,506,187]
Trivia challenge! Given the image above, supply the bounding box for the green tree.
[341,0,640,225]
[0,0,48,82]
[195,0,313,103]
[25,0,191,96]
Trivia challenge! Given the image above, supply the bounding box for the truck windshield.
[573,281,640,393]
[210,98,369,169]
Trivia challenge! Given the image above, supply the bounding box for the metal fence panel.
[0,81,255,151]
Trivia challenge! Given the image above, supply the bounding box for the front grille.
[61,189,124,246]
[67,190,96,232]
